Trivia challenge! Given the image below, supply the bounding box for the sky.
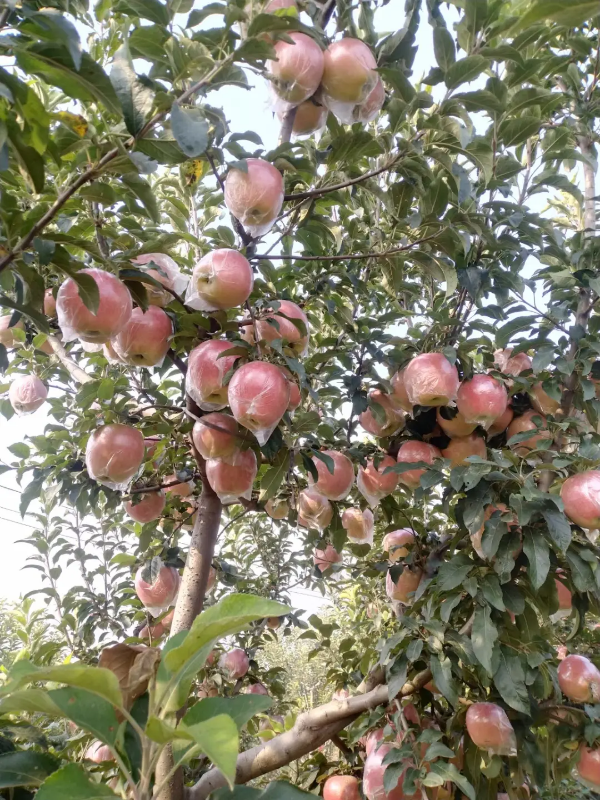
[0,1,581,618]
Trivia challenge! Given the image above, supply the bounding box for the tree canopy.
[0,1,600,800]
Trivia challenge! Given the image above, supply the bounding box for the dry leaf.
[99,643,161,710]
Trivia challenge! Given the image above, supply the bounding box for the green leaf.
[425,762,475,800]
[36,764,119,800]
[14,46,121,116]
[183,695,273,730]
[259,451,289,502]
[0,751,60,788]
[171,104,209,158]
[542,509,571,553]
[430,655,458,707]
[79,183,118,206]
[8,443,30,459]
[214,783,315,800]
[179,714,238,788]
[480,574,505,611]
[514,0,600,28]
[110,44,154,136]
[145,716,186,744]
[121,174,160,223]
[498,117,541,147]
[445,56,487,90]
[437,555,472,592]
[493,647,530,715]
[523,531,550,590]
[158,595,289,711]
[433,27,456,72]
[25,11,82,70]
[3,661,122,707]
[471,605,497,675]
[113,0,170,24]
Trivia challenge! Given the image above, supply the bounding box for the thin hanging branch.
[0,57,234,275]
[283,154,403,201]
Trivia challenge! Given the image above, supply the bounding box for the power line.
[0,484,19,494]
[0,516,36,529]
[0,504,34,518]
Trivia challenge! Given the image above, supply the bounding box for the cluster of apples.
[261,0,384,135]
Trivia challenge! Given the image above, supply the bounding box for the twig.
[283,155,402,202]
[252,232,443,263]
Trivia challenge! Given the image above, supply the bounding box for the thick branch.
[0,58,231,275]
[48,336,93,385]
[278,107,297,146]
[283,156,401,202]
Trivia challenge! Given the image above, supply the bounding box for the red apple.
[555,577,572,611]
[403,353,460,407]
[205,448,258,504]
[277,99,327,135]
[44,288,57,317]
[363,742,417,800]
[396,441,441,489]
[135,564,180,611]
[321,39,377,105]
[219,648,249,679]
[265,497,289,519]
[309,450,354,500]
[386,567,422,605]
[356,77,385,122]
[342,507,374,544]
[85,741,113,763]
[57,268,132,343]
[465,703,517,756]
[0,316,24,347]
[224,158,284,237]
[112,306,172,367]
[390,369,412,413]
[363,728,384,756]
[494,348,532,377]
[436,407,477,438]
[558,654,600,702]
[442,433,487,466]
[360,390,405,438]
[530,383,561,416]
[506,410,550,455]
[487,405,514,438]
[471,504,518,560]
[280,367,301,412]
[228,361,290,445]
[8,375,48,415]
[323,776,360,800]
[265,0,297,11]
[165,474,194,497]
[561,470,600,529]
[268,32,324,106]
[186,249,253,312]
[298,487,333,530]
[192,413,242,460]
[314,543,342,572]
[244,299,310,357]
[382,529,415,562]
[245,683,269,695]
[131,253,187,307]
[357,456,398,507]
[456,374,508,430]
[86,424,145,488]
[124,490,166,523]
[186,339,240,412]
[577,745,600,790]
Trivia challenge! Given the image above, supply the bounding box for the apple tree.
[0,1,600,799]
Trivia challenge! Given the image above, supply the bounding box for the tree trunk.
[156,471,222,800]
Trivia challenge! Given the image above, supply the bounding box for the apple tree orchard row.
[0,1,600,800]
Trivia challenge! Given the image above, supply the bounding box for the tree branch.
[252,232,444,262]
[48,336,94,385]
[0,58,232,275]
[188,616,474,800]
[283,155,402,202]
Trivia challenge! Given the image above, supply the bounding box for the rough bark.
[157,427,223,800]
[188,670,432,800]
